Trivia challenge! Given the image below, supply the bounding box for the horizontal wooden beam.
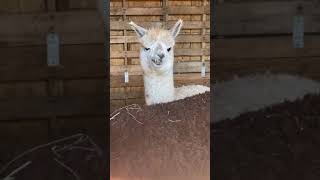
[1,44,104,66]
[111,48,210,58]
[0,97,106,120]
[0,44,105,81]
[110,61,211,76]
[110,35,210,44]
[110,73,210,88]
[214,35,320,59]
[0,11,103,46]
[110,21,210,30]
[110,6,210,16]
[0,63,106,82]
[216,2,320,36]
[111,7,163,16]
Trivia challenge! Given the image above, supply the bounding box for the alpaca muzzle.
[151,58,162,65]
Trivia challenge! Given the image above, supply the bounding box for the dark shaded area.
[110,92,210,180]
[212,93,320,180]
[0,133,107,180]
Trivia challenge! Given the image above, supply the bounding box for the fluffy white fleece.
[143,73,210,105]
[213,73,320,122]
[175,85,210,101]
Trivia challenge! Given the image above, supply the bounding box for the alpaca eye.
[144,47,150,51]
[167,47,171,52]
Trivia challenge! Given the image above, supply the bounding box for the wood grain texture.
[0,97,106,120]
[0,11,103,46]
[216,2,320,35]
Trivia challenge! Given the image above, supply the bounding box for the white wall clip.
[293,5,304,49]
[47,32,60,66]
[201,62,206,78]
[124,70,129,83]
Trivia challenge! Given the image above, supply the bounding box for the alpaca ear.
[129,21,147,38]
[170,19,183,38]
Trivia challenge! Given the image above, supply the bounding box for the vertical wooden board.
[0,120,49,166]
[0,81,47,98]
[64,78,106,96]
[69,0,97,9]
[20,0,45,13]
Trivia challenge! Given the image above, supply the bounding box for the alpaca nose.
[158,53,164,59]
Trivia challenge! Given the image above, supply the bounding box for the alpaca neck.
[143,71,175,105]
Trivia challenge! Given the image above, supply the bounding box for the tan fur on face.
[140,27,175,48]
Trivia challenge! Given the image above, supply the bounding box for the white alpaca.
[213,73,320,122]
[129,19,210,105]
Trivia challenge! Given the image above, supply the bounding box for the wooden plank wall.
[214,1,320,81]
[0,0,107,168]
[110,0,211,112]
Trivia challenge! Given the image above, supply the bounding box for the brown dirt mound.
[212,93,320,180]
[110,92,210,180]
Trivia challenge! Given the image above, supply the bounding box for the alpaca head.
[129,19,183,75]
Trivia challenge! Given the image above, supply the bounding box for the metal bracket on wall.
[293,15,304,49]
[124,70,129,83]
[201,62,206,78]
[47,32,60,66]
[293,5,304,49]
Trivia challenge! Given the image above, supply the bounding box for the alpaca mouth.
[151,59,162,66]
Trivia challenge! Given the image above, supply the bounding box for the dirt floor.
[212,93,320,180]
[110,92,210,180]
[0,134,107,180]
